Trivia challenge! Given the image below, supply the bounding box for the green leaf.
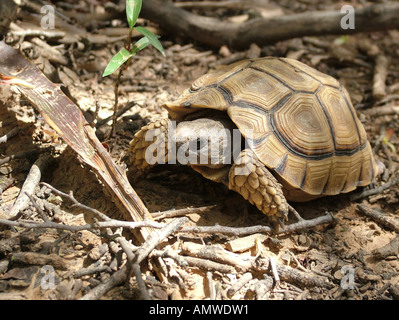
[334,35,349,46]
[135,26,165,57]
[126,0,142,30]
[131,36,150,54]
[102,48,135,77]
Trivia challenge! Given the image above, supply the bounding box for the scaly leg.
[228,149,288,225]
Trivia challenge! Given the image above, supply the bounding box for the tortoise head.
[174,117,241,169]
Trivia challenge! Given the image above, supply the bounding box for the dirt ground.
[0,0,399,300]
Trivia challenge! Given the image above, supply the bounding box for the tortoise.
[128,57,379,224]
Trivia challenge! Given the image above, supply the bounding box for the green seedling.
[103,0,164,77]
[103,0,165,137]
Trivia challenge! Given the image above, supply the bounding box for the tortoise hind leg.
[228,149,288,225]
[128,119,171,177]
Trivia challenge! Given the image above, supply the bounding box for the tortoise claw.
[278,217,286,230]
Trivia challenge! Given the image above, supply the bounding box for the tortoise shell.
[163,57,378,201]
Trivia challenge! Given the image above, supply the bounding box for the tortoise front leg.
[229,149,289,225]
[128,118,171,175]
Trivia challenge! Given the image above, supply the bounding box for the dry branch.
[0,216,163,232]
[0,41,152,241]
[180,213,334,236]
[357,204,399,232]
[358,38,389,101]
[8,152,53,219]
[141,1,399,49]
[363,105,399,117]
[227,272,253,297]
[134,217,189,265]
[0,149,43,166]
[151,205,217,220]
[350,173,399,201]
[181,242,254,271]
[181,242,333,289]
[372,234,399,259]
[0,127,23,144]
[372,55,389,101]
[79,265,130,300]
[183,256,235,273]
[10,252,67,270]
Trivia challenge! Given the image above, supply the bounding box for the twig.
[181,242,332,288]
[8,153,53,219]
[151,205,217,220]
[25,193,49,222]
[95,101,137,128]
[287,250,308,273]
[134,217,189,265]
[363,105,399,117]
[278,214,334,234]
[141,1,399,49]
[206,271,216,300]
[372,55,389,101]
[113,233,151,299]
[350,173,399,201]
[73,266,112,278]
[372,234,399,259]
[357,38,388,101]
[0,127,23,144]
[174,0,255,9]
[132,263,151,300]
[357,204,399,233]
[270,256,280,284]
[40,182,111,222]
[0,177,14,195]
[288,204,304,221]
[10,252,67,270]
[274,261,333,289]
[181,242,253,271]
[180,213,334,236]
[254,275,274,299]
[182,256,235,273]
[79,265,130,300]
[0,149,42,166]
[8,29,65,39]
[227,272,253,298]
[150,248,188,267]
[0,217,164,232]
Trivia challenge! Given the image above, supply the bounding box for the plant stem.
[110,27,134,138]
